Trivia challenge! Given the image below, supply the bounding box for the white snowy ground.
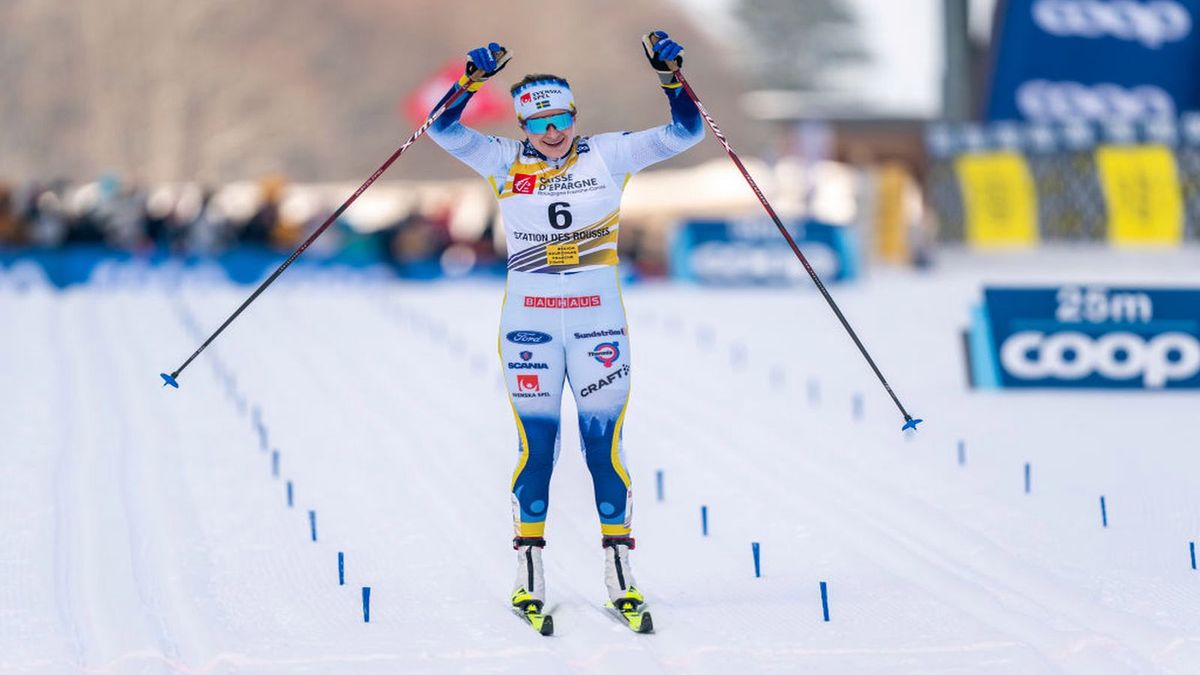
[3,248,1200,674]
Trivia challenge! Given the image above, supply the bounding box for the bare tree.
[735,0,871,91]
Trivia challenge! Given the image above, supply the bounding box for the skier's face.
[524,109,574,160]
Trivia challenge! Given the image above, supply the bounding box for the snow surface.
[3,248,1200,674]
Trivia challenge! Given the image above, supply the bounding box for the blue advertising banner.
[987,0,1200,122]
[0,244,509,290]
[669,218,859,286]
[967,285,1200,389]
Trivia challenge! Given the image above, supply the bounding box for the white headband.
[513,80,576,121]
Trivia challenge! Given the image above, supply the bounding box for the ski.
[604,599,654,634]
[511,588,554,636]
[512,603,554,635]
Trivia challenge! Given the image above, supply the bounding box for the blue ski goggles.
[523,111,574,134]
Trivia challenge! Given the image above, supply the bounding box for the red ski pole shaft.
[671,67,920,430]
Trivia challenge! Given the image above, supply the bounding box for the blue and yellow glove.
[642,31,684,87]
[461,42,510,92]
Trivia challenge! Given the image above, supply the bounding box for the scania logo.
[506,330,552,345]
[1016,80,1175,122]
[1032,0,1192,48]
[507,361,549,370]
[999,330,1200,387]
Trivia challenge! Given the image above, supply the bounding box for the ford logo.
[506,330,553,345]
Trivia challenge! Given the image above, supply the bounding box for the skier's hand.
[465,42,510,86]
[642,31,684,77]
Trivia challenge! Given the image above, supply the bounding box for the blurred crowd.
[0,174,680,278]
[0,175,508,274]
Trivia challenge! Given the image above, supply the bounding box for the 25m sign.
[965,286,1200,389]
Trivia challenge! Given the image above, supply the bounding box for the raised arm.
[590,31,704,177]
[426,42,521,181]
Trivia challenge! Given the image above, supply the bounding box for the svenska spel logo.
[519,92,532,104]
[517,374,540,392]
[590,342,620,368]
[513,173,536,194]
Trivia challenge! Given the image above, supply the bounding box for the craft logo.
[524,295,601,308]
[506,330,552,345]
[579,363,631,397]
[513,173,537,194]
[520,92,532,104]
[590,341,620,368]
[517,374,540,392]
[520,351,533,361]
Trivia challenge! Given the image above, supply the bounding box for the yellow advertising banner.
[954,151,1038,248]
[1094,145,1183,247]
[874,162,912,263]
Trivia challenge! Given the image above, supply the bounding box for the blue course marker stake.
[362,586,371,622]
[655,470,664,502]
[957,440,965,466]
[286,481,294,507]
[808,379,820,405]
[752,542,761,578]
[309,510,317,542]
[1100,496,1108,528]
[852,393,863,420]
[730,342,748,368]
[338,551,345,585]
[1191,542,1197,570]
[1024,463,1031,494]
[701,505,709,537]
[820,581,830,621]
[769,366,785,389]
[271,450,280,478]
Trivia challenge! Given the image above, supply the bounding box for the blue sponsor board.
[669,218,858,286]
[987,0,1200,122]
[966,286,1200,389]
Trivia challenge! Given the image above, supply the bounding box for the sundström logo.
[1032,0,1192,48]
[1016,80,1175,121]
[999,330,1200,387]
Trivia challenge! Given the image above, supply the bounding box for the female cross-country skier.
[426,31,702,633]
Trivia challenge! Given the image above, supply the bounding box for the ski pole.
[663,54,921,431]
[160,48,510,389]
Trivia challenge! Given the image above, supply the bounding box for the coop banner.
[966,286,1200,389]
[669,218,858,285]
[987,0,1200,122]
